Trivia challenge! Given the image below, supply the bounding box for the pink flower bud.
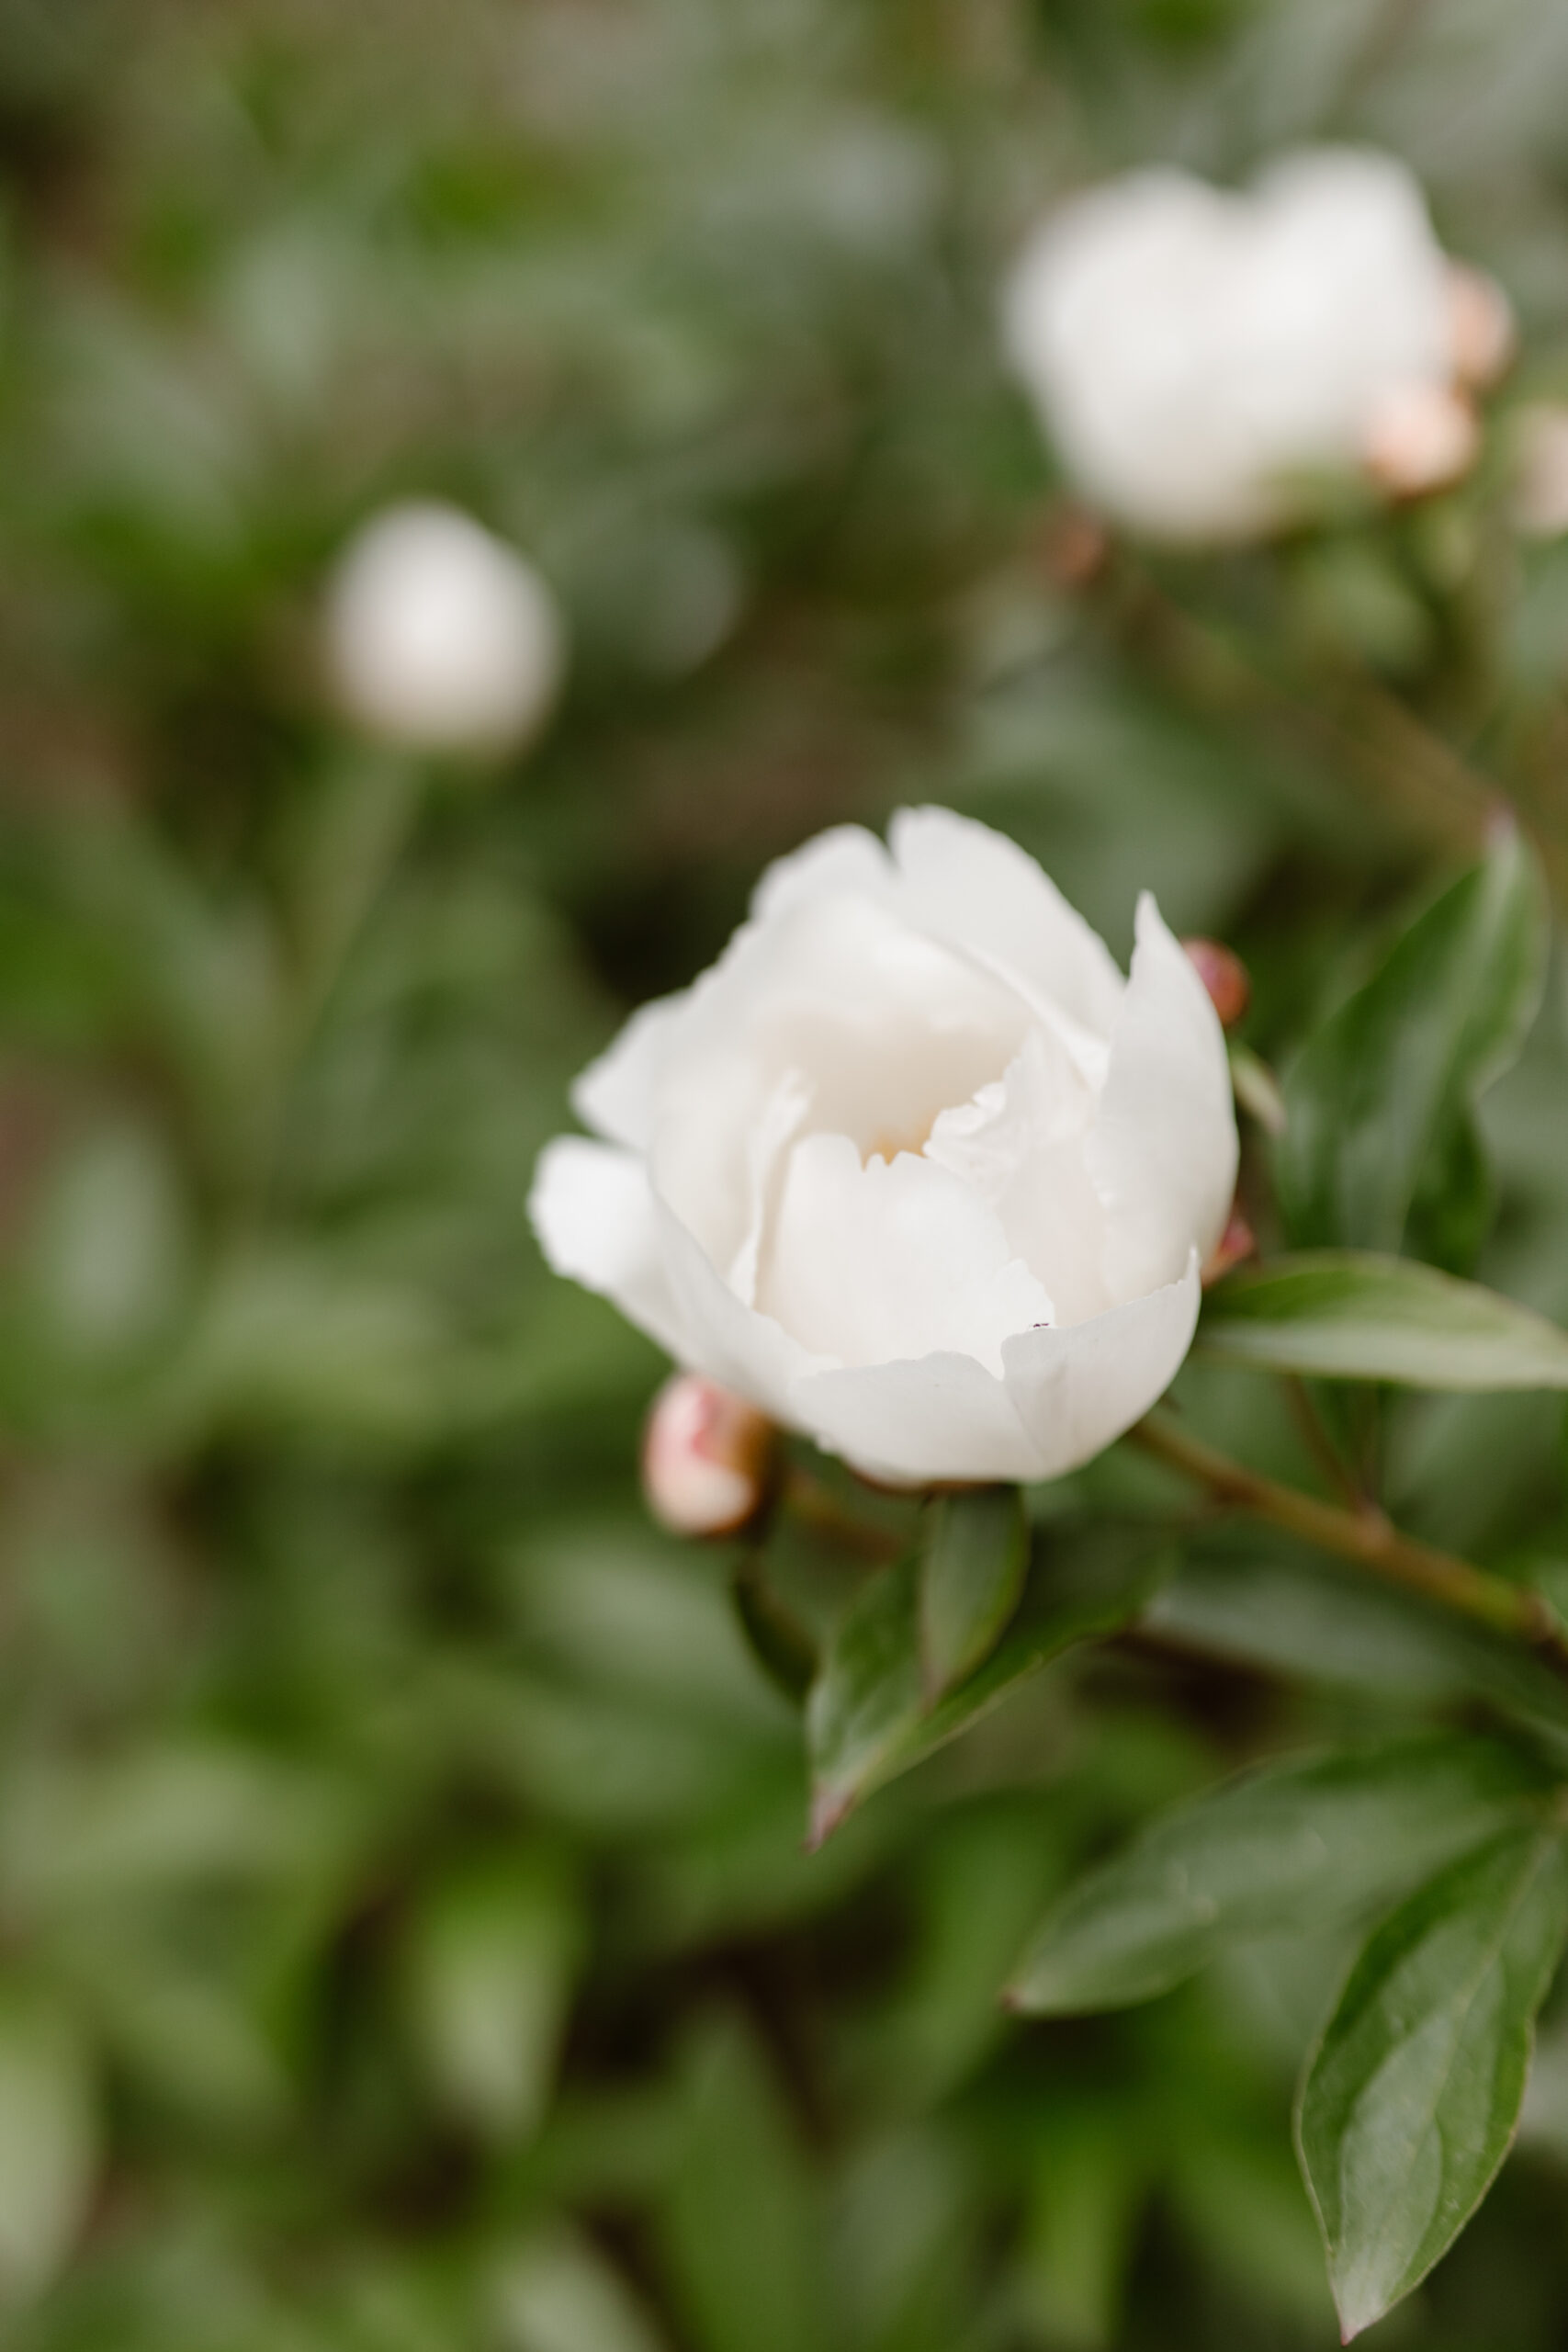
[641,1374,775,1538]
[1511,404,1568,540]
[1447,263,1516,393]
[1201,1206,1257,1288]
[1362,380,1480,500]
[1182,937,1251,1032]
[1038,503,1111,590]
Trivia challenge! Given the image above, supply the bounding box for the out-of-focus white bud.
[1511,404,1568,539]
[641,1373,775,1538]
[1362,379,1479,499]
[325,502,565,756]
[1446,263,1516,393]
[1181,937,1250,1032]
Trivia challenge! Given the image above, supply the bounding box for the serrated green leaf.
[1296,1824,1568,2341]
[1199,1250,1568,1388]
[1277,823,1547,1261]
[1007,1737,1547,2016]
[807,1523,1170,1845]
[919,1485,1028,1701]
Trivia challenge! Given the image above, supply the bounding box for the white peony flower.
[1004,149,1482,542]
[530,808,1236,1487]
[325,501,564,755]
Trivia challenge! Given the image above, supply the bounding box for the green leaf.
[401,1850,583,2142]
[660,2014,825,2352]
[807,1523,1169,1846]
[918,1485,1028,1701]
[805,1555,923,1849]
[1277,823,1547,1261]
[1228,1041,1287,1136]
[0,1989,98,2305]
[1026,2108,1146,2350]
[1404,1112,1493,1277]
[1200,1250,1568,1388]
[1006,1737,1547,2016]
[1296,1823,1568,2341]
[493,2225,666,2352]
[731,1557,819,1703]
[1145,1539,1568,1739]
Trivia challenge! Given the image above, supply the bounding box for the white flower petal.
[761,1131,1053,1374]
[572,992,689,1148]
[889,805,1125,1038]
[792,1351,1039,1486]
[652,1193,833,1419]
[1089,895,1237,1302]
[750,823,892,922]
[724,1069,812,1307]
[999,1250,1201,1479]
[649,892,1025,1270]
[527,1137,690,1359]
[924,1029,1110,1325]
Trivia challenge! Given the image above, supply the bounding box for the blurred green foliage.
[6,0,1568,2346]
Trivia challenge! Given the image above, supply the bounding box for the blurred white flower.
[531,808,1236,1487]
[325,502,564,755]
[1511,404,1568,539]
[1005,150,1495,542]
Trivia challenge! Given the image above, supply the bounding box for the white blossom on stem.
[532,809,1237,1487]
[1005,149,1492,542]
[325,501,564,756]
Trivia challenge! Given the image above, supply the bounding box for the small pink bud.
[642,1374,775,1538]
[1363,380,1480,500]
[1202,1206,1257,1289]
[1447,263,1517,394]
[1038,503,1111,590]
[1511,404,1568,540]
[1182,937,1251,1031]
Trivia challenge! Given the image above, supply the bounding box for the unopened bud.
[1039,503,1111,590]
[1182,937,1250,1031]
[1511,404,1568,540]
[1447,263,1517,394]
[1363,380,1480,500]
[642,1374,775,1538]
[325,501,565,757]
[1201,1206,1257,1288]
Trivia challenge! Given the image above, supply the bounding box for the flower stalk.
[1131,1407,1568,1677]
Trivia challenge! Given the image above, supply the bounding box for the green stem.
[1131,1408,1568,1678]
[782,1465,902,1563]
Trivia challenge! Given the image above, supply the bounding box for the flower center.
[862,1114,939,1167]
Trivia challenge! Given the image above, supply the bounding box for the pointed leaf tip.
[1297,1824,1568,2337]
[805,1783,852,1853]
